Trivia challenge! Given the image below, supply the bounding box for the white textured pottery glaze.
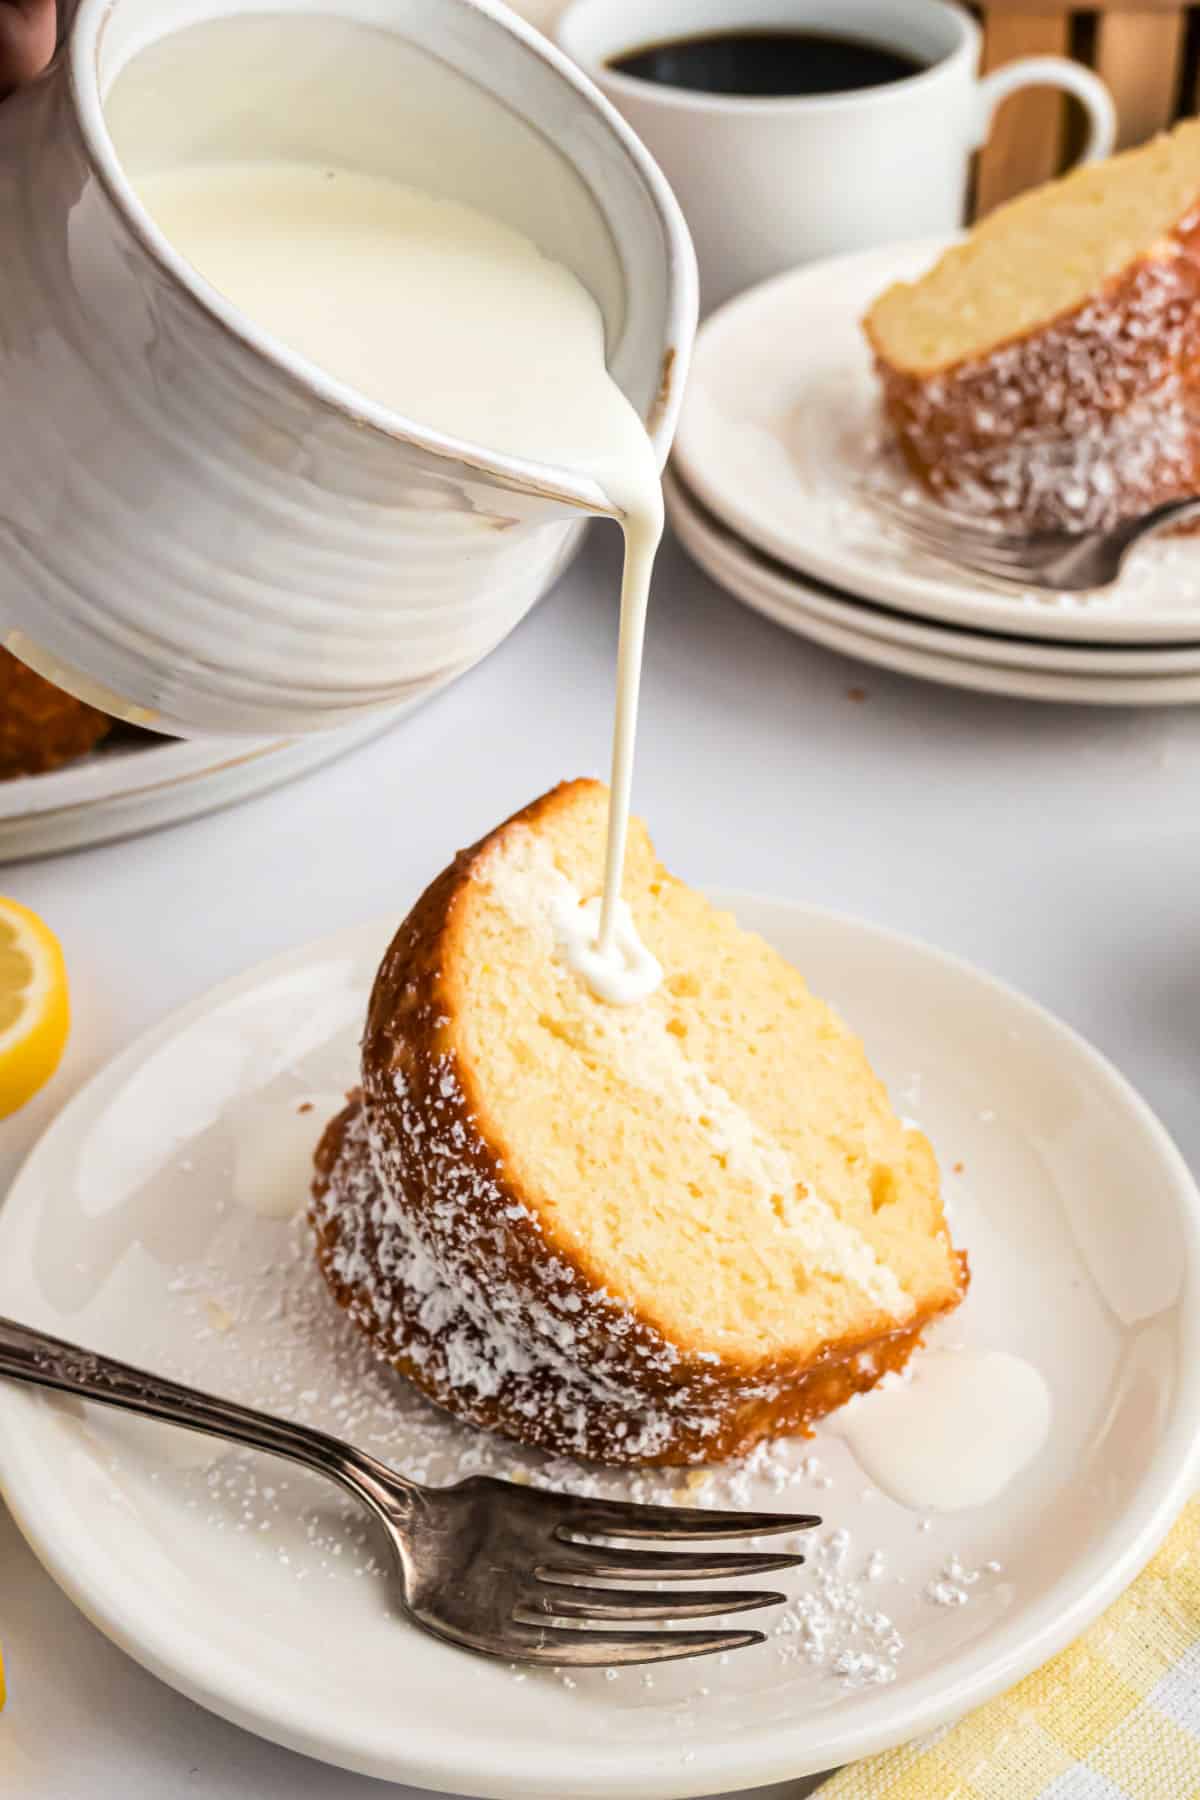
[0,0,696,736]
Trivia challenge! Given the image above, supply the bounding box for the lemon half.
[0,898,69,1118]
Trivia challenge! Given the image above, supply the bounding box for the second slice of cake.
[312,780,967,1465]
[863,119,1200,531]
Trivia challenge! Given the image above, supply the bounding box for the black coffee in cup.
[607,28,926,97]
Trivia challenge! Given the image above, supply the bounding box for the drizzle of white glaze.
[131,159,664,1006]
[550,891,663,1006]
[830,1347,1051,1512]
[478,827,912,1318]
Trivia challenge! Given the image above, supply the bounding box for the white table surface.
[3,524,1199,1800]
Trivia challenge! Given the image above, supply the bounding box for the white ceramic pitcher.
[0,0,696,737]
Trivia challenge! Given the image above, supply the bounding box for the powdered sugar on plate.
[117,1147,1009,1699]
[5,903,1177,1790]
[60,965,1015,1707]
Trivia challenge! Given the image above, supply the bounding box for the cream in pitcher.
[0,4,694,739]
[101,15,682,996]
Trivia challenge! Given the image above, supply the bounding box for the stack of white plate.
[670,239,1200,706]
[0,705,421,863]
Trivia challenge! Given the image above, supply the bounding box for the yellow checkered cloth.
[822,1501,1200,1800]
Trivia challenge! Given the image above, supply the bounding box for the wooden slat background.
[984,0,1181,11]
[976,12,1072,214]
[1095,10,1186,147]
[973,2,1192,214]
[505,1,1195,220]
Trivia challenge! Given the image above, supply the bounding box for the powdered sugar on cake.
[313,1100,691,1461]
[858,120,1200,537]
[756,293,1200,620]
[307,782,962,1467]
[874,235,1200,533]
[144,1195,1007,1698]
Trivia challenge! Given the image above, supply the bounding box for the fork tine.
[517,1583,785,1623]
[866,489,1034,553]
[935,563,1047,593]
[503,1623,766,1666]
[553,1497,821,1540]
[897,528,1037,567]
[539,1544,805,1581]
[910,532,1055,571]
[881,515,1057,564]
[917,542,1061,582]
[868,518,1057,585]
[872,506,1039,563]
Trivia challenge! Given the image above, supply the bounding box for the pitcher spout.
[0,0,695,737]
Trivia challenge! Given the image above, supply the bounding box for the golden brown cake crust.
[309,783,968,1467]
[0,649,112,779]
[865,213,1200,532]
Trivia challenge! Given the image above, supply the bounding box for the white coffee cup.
[556,0,1116,311]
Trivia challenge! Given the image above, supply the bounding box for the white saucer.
[1,899,1197,1797]
[668,472,1200,707]
[666,470,1200,678]
[674,239,1200,647]
[0,706,420,864]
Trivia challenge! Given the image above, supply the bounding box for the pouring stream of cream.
[133,161,665,1003]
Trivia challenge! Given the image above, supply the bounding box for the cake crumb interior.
[446,781,960,1368]
[866,119,1200,375]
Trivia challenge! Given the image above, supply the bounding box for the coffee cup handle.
[974,57,1117,164]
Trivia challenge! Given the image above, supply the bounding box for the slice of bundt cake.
[0,649,112,779]
[311,780,966,1466]
[864,119,1200,531]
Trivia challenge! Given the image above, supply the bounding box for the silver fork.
[0,1316,819,1667]
[865,489,1200,592]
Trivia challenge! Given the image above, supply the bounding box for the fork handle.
[0,1314,418,1518]
[1120,496,1200,545]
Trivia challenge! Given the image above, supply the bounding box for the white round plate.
[669,472,1200,708]
[0,705,421,863]
[673,239,1200,646]
[667,470,1200,678]
[1,902,1197,1795]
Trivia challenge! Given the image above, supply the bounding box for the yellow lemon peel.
[0,898,69,1118]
